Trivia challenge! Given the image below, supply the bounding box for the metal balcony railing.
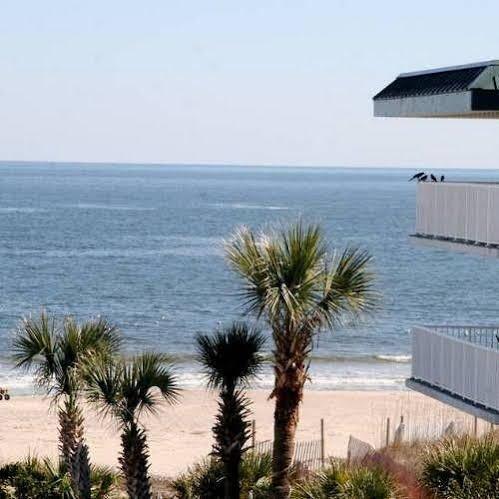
[411,325,499,412]
[415,182,499,246]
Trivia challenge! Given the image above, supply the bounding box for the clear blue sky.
[2,1,499,168]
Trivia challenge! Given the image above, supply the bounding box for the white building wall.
[416,182,499,245]
[411,326,499,412]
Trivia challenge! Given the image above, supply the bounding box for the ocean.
[2,162,499,393]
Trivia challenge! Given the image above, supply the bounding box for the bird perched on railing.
[409,172,445,182]
[409,171,425,181]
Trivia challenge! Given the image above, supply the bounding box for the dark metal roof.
[374,66,487,100]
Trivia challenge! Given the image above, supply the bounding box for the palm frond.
[84,352,180,424]
[126,352,180,417]
[12,311,59,388]
[312,247,378,330]
[225,223,378,372]
[224,227,269,317]
[196,322,265,390]
[12,311,122,398]
[82,354,123,420]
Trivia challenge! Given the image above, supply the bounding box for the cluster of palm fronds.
[420,435,499,498]
[170,456,401,499]
[10,222,378,499]
[169,433,499,498]
[0,456,118,498]
[170,453,273,499]
[224,222,378,497]
[12,312,179,499]
[291,462,400,499]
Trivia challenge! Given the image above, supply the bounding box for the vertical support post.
[251,419,256,448]
[385,417,391,447]
[320,418,325,467]
[473,416,478,437]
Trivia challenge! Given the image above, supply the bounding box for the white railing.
[411,326,499,412]
[415,182,499,245]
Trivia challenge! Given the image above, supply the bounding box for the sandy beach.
[0,389,480,477]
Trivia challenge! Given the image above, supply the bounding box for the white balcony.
[413,182,499,255]
[408,325,499,423]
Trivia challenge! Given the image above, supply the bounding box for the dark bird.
[430,174,437,182]
[419,175,428,182]
[440,175,445,182]
[409,171,425,181]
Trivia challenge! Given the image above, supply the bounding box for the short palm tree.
[197,322,265,499]
[225,222,377,498]
[83,352,180,499]
[12,311,121,497]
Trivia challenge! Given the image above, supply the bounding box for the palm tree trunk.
[119,421,152,499]
[58,395,84,468]
[271,366,304,499]
[225,454,241,499]
[58,395,91,497]
[71,442,91,499]
[215,389,247,499]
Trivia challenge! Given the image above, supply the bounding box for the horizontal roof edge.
[399,60,499,78]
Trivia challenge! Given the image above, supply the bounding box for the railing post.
[487,185,491,245]
[251,420,256,448]
[320,418,325,467]
[385,417,391,447]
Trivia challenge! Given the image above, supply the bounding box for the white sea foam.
[213,203,289,211]
[0,207,46,213]
[70,203,155,211]
[375,355,412,363]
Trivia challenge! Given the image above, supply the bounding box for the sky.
[2,1,499,168]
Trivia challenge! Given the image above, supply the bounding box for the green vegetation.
[171,457,402,499]
[83,352,180,499]
[291,462,399,499]
[0,456,118,499]
[196,323,265,499]
[169,453,273,499]
[420,435,499,498]
[339,466,399,499]
[225,222,377,497]
[291,462,349,498]
[12,312,121,497]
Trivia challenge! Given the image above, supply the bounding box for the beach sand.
[0,389,478,477]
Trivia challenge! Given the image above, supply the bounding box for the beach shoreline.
[0,388,473,477]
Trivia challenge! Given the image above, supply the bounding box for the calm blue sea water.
[2,163,499,393]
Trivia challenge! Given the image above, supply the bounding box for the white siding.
[416,182,499,245]
[411,326,499,412]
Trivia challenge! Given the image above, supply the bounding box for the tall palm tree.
[83,352,180,499]
[197,322,265,499]
[225,222,377,498]
[12,311,121,497]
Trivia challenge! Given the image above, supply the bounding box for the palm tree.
[197,323,265,499]
[225,222,377,498]
[12,311,121,497]
[83,352,180,499]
